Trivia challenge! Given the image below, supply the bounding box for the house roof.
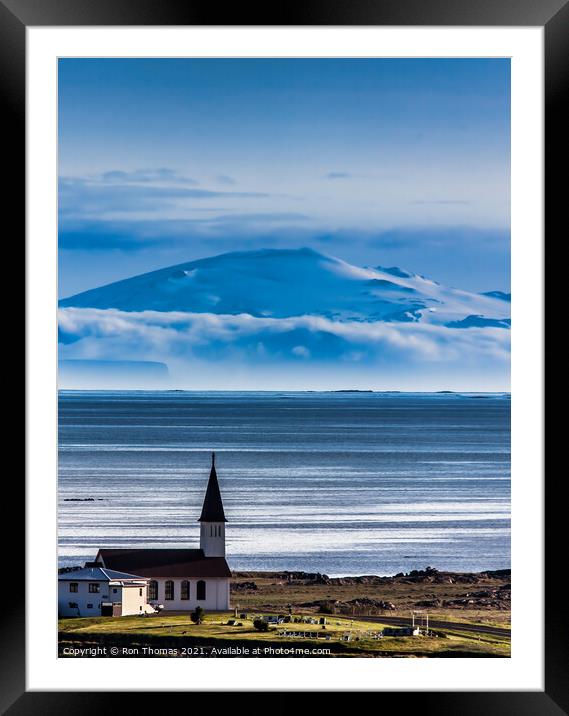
[96,548,232,578]
[198,452,227,523]
[58,566,148,583]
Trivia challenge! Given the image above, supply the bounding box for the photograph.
[56,57,512,659]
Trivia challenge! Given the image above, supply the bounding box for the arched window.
[165,580,174,600]
[196,580,206,601]
[148,580,158,601]
[181,580,190,600]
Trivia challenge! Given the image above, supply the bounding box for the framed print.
[7,0,562,709]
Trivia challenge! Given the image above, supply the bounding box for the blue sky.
[58,58,510,298]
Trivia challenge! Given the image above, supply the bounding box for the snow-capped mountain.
[59,247,510,329]
[58,248,510,390]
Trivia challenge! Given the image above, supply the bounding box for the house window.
[196,580,206,601]
[112,588,118,594]
[148,581,158,600]
[181,580,190,600]
[69,583,78,593]
[87,603,93,609]
[165,580,174,600]
[139,588,143,597]
[89,583,100,593]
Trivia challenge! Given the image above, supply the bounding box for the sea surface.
[58,391,511,576]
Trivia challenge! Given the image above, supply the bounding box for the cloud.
[216,174,236,185]
[58,219,510,262]
[366,226,510,250]
[99,168,199,185]
[59,223,169,251]
[58,214,314,252]
[324,172,352,180]
[292,345,311,358]
[409,200,472,206]
[59,173,270,221]
[58,307,510,371]
[205,212,310,225]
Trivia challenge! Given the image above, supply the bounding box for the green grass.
[59,612,511,658]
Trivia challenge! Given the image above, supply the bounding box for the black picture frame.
[8,0,560,711]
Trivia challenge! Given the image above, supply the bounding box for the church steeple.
[199,452,227,558]
[198,452,227,523]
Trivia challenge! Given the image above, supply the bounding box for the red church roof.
[96,548,231,578]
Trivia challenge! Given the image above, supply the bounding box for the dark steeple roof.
[198,452,227,522]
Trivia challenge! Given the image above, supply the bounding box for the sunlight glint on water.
[58,391,510,576]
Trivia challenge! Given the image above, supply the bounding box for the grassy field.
[59,611,510,658]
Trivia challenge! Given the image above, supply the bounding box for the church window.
[197,580,206,601]
[165,580,174,600]
[69,583,78,593]
[181,580,190,600]
[148,581,158,600]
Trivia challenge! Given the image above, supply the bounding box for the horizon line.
[57,388,511,394]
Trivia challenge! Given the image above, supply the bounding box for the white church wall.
[149,577,230,611]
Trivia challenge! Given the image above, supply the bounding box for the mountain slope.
[59,248,510,328]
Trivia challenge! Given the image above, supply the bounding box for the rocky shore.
[230,567,511,616]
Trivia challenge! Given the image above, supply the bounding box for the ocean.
[58,391,511,577]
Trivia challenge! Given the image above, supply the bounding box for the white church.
[94,452,231,612]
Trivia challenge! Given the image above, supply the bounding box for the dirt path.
[354,614,510,638]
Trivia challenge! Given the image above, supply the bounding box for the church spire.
[198,452,227,522]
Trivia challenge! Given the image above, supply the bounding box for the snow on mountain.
[59,247,510,328]
[481,291,511,302]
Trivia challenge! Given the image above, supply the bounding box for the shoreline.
[231,567,511,581]
[230,567,511,618]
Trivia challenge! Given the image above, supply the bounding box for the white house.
[58,565,153,617]
[95,453,231,611]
